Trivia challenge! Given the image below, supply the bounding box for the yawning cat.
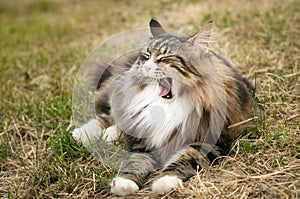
[72,19,258,196]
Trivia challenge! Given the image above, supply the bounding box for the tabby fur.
[72,19,258,196]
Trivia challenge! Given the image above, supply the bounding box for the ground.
[0,0,299,198]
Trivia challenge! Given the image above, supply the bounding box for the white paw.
[101,125,120,142]
[152,175,182,195]
[110,176,139,196]
[71,119,102,147]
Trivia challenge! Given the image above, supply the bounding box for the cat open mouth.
[158,77,173,99]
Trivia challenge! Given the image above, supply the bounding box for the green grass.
[1,0,299,198]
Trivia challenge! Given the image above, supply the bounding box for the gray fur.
[93,20,258,192]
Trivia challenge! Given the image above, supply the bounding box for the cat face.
[135,36,188,101]
[131,19,213,103]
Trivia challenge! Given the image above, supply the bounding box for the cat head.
[134,19,214,101]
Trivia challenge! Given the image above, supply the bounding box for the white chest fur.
[125,84,192,148]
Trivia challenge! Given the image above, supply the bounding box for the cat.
[72,19,258,196]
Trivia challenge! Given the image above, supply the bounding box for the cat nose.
[143,58,157,74]
[144,64,156,74]
[145,66,152,72]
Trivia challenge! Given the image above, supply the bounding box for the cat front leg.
[152,144,221,195]
[111,152,158,196]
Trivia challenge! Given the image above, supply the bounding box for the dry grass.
[0,0,299,198]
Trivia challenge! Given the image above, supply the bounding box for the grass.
[0,0,299,198]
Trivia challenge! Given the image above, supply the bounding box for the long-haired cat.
[72,19,258,196]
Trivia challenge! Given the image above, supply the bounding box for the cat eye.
[156,55,169,62]
[156,56,164,62]
[156,54,175,62]
[140,52,150,60]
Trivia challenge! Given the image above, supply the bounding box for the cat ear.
[149,19,166,38]
[188,20,213,50]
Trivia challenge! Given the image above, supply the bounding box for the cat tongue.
[158,78,171,97]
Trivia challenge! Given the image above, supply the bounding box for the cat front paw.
[71,119,102,147]
[101,125,120,142]
[152,175,182,195]
[110,176,139,196]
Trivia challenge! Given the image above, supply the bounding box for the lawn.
[0,0,299,198]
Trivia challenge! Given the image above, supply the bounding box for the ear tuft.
[188,20,213,48]
[149,19,166,38]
